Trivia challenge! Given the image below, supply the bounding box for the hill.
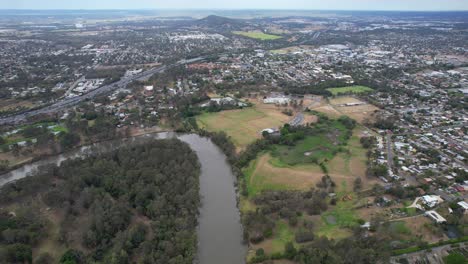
[195,15,245,29]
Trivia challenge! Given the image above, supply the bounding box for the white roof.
[425,210,447,223]
[422,195,440,203]
[458,201,468,210]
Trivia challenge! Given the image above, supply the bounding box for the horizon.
[2,0,468,12]
[1,8,468,13]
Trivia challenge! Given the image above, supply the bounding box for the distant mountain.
[195,15,245,29]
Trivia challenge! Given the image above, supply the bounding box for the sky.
[1,0,467,11]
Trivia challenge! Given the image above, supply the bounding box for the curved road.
[0,57,204,125]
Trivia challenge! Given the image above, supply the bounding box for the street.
[0,57,204,125]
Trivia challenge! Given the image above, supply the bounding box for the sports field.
[196,103,291,149]
[327,86,374,96]
[233,31,282,40]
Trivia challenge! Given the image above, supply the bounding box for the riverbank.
[0,130,247,264]
[0,125,171,176]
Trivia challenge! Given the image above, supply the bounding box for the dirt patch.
[303,114,318,125]
[336,105,379,123]
[328,97,379,123]
[329,97,364,105]
[311,104,342,118]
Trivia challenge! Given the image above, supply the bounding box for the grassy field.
[329,97,379,123]
[271,121,347,165]
[250,220,295,256]
[243,154,324,197]
[327,86,374,96]
[271,221,295,253]
[233,31,282,40]
[197,103,290,149]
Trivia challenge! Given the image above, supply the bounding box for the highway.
[0,57,204,125]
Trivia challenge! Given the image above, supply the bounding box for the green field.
[271,120,348,165]
[327,86,374,96]
[233,31,282,40]
[270,221,295,253]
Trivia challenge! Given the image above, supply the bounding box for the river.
[0,132,247,264]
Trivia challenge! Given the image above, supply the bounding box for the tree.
[284,242,297,259]
[444,252,466,264]
[0,160,9,172]
[60,249,84,264]
[1,243,32,263]
[60,133,80,149]
[354,177,363,192]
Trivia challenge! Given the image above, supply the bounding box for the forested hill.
[0,138,201,264]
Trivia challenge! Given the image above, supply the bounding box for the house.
[421,195,442,208]
[457,201,468,214]
[361,222,371,230]
[261,128,280,137]
[261,128,276,134]
[454,185,466,193]
[263,96,291,105]
[144,86,154,96]
[425,210,447,224]
[200,97,246,107]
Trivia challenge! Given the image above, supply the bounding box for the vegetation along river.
[0,132,247,264]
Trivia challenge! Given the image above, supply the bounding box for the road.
[0,57,204,125]
[390,241,467,264]
[386,131,394,171]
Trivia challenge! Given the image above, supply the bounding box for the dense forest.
[0,138,200,264]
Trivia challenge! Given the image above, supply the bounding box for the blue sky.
[1,0,467,11]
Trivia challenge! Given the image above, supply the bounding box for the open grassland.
[327,86,374,96]
[243,153,324,197]
[309,104,342,118]
[196,102,290,149]
[242,126,375,198]
[317,199,358,240]
[233,31,282,40]
[330,97,379,123]
[272,120,347,165]
[250,220,295,256]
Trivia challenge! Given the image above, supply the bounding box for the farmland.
[233,31,282,40]
[327,85,374,96]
